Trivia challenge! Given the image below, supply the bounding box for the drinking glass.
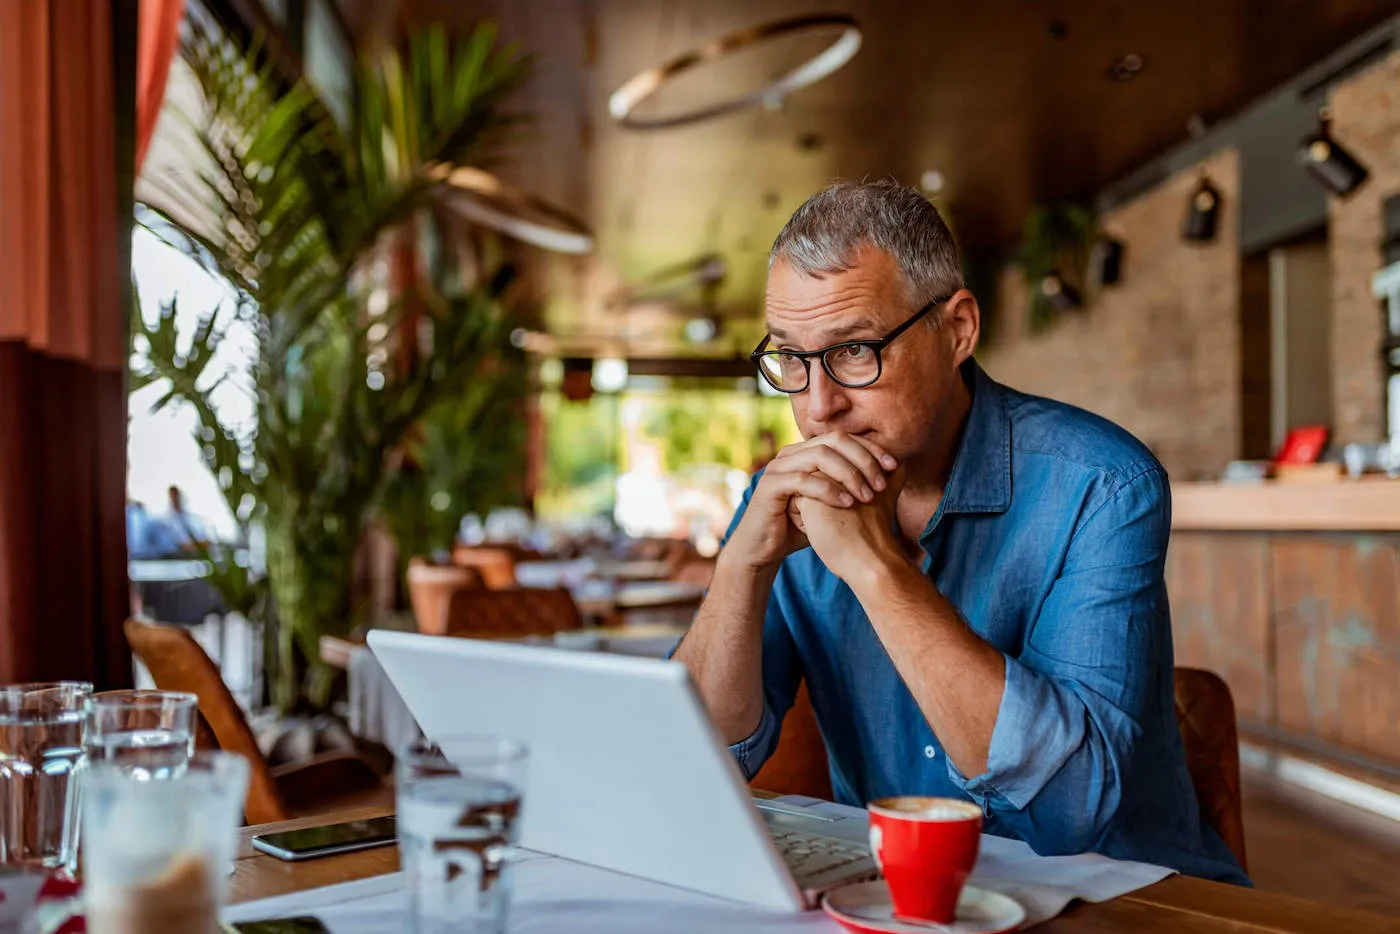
[0,682,92,873]
[83,691,197,780]
[79,751,248,934]
[397,736,529,934]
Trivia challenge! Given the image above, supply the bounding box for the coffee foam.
[869,796,981,821]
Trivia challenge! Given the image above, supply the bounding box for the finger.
[811,434,892,494]
[755,465,854,513]
[844,433,900,472]
[787,499,806,534]
[780,471,856,509]
[775,445,876,502]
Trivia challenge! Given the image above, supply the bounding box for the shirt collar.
[937,358,1012,516]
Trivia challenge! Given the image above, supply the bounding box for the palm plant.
[378,350,531,571]
[131,19,533,711]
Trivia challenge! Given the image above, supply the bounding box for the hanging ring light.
[608,13,863,130]
[430,165,595,255]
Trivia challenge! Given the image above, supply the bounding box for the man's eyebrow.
[766,318,883,344]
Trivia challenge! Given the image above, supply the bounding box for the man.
[146,485,212,557]
[673,181,1248,884]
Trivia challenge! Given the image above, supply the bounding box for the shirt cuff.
[946,655,1085,811]
[728,700,779,781]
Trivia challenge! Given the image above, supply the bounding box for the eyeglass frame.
[749,294,953,393]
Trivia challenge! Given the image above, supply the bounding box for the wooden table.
[229,808,1400,932]
[574,580,705,627]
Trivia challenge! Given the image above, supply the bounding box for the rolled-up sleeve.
[946,467,1169,855]
[726,574,802,779]
[678,470,802,780]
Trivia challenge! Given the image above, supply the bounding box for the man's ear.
[944,288,980,365]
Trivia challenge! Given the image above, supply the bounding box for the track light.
[1091,237,1125,287]
[1183,173,1221,243]
[1039,271,1082,311]
[1297,107,1368,197]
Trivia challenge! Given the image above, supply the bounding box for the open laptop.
[368,630,879,911]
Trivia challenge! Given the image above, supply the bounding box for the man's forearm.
[848,552,1005,776]
[672,551,778,745]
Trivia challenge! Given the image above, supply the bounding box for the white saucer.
[822,880,1026,934]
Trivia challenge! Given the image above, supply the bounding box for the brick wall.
[978,149,1242,480]
[1328,48,1400,445]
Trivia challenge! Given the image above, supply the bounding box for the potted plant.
[1017,204,1096,333]
[131,20,533,713]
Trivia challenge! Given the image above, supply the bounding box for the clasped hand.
[727,431,905,582]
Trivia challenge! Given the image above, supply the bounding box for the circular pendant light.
[608,13,863,130]
[432,165,595,255]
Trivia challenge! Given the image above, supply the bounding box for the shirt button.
[924,745,937,759]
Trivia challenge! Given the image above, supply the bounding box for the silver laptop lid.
[367,630,805,911]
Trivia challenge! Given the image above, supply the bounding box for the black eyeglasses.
[750,295,951,393]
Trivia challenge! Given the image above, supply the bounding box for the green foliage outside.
[535,383,801,525]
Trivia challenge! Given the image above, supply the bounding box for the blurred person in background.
[144,485,212,557]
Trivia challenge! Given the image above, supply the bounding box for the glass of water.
[397,736,529,934]
[0,682,92,873]
[84,691,197,780]
[80,751,248,934]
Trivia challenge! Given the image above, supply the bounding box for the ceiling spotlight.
[1297,107,1368,197]
[920,170,945,194]
[1039,271,1082,311]
[1091,237,1125,286]
[592,357,629,394]
[1108,53,1144,82]
[1183,172,1221,243]
[684,316,721,343]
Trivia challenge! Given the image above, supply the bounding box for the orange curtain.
[136,0,185,172]
[0,1,133,686]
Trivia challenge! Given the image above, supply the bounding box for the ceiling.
[336,0,1400,357]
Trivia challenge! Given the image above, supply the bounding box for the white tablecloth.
[225,799,1175,933]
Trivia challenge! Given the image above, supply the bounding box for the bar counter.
[1166,479,1400,776]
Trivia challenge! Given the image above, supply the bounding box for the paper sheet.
[224,798,1175,932]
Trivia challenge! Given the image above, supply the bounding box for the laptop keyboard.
[769,828,875,883]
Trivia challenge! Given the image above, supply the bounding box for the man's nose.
[803,361,851,424]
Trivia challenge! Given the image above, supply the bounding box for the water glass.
[398,736,528,934]
[84,691,197,780]
[0,682,92,873]
[80,751,248,934]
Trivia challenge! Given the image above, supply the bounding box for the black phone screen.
[233,917,332,933]
[254,816,397,856]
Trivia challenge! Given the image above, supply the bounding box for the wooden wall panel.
[1166,534,1273,728]
[1272,537,1400,764]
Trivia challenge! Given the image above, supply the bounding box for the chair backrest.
[740,667,1248,872]
[1174,667,1248,871]
[442,586,583,639]
[750,681,833,800]
[122,618,290,824]
[406,558,483,635]
[450,545,518,589]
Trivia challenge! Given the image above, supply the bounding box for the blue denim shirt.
[723,360,1249,885]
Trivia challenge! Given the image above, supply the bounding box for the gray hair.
[768,180,964,309]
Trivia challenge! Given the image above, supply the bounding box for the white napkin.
[795,797,1175,926]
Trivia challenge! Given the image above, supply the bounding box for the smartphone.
[231,918,332,933]
[250,816,397,861]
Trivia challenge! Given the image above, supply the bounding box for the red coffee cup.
[867,796,983,924]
